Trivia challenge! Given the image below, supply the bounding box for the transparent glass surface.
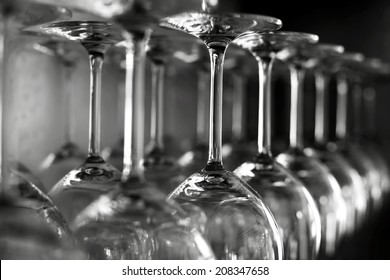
[161,12,283,259]
[276,150,347,257]
[233,31,321,259]
[65,1,217,260]
[304,146,367,234]
[40,21,123,223]
[235,160,321,259]
[73,181,214,260]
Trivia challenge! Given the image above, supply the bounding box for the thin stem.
[150,62,165,151]
[63,63,75,144]
[116,70,126,142]
[336,73,348,140]
[88,53,104,157]
[206,45,227,167]
[289,65,305,150]
[256,56,274,158]
[122,36,148,181]
[231,72,246,143]
[314,70,330,145]
[363,86,376,137]
[196,67,208,145]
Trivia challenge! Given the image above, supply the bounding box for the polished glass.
[234,31,322,259]
[161,12,284,259]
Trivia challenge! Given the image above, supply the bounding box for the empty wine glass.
[222,46,257,170]
[0,0,83,259]
[335,63,383,217]
[41,21,123,223]
[143,33,198,195]
[276,43,347,258]
[303,52,367,236]
[234,31,321,260]
[160,12,284,259]
[64,0,217,260]
[31,39,86,192]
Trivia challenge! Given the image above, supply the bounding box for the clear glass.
[0,0,83,259]
[161,12,284,259]
[276,44,347,258]
[234,31,322,260]
[222,46,257,170]
[41,21,123,223]
[68,2,217,260]
[335,73,381,217]
[143,34,187,195]
[304,63,367,236]
[32,40,86,192]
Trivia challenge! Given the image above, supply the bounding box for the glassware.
[41,21,123,223]
[222,46,257,170]
[0,0,83,259]
[303,52,367,236]
[335,62,382,217]
[67,1,217,260]
[276,43,347,258]
[31,39,86,192]
[234,31,321,260]
[160,12,284,259]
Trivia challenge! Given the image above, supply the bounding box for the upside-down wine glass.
[360,59,390,202]
[348,60,390,213]
[32,39,86,192]
[335,62,382,217]
[160,12,284,259]
[142,33,187,195]
[276,43,347,258]
[0,0,83,259]
[66,0,218,260]
[234,31,321,260]
[222,46,257,170]
[303,52,367,236]
[41,21,123,223]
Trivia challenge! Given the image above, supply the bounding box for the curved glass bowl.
[305,146,367,235]
[72,181,215,260]
[235,160,321,259]
[276,150,347,258]
[168,168,283,260]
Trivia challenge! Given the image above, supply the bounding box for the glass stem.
[87,53,104,157]
[122,36,148,181]
[196,66,208,145]
[116,70,126,143]
[314,70,329,145]
[63,62,75,144]
[232,71,245,143]
[206,45,227,168]
[363,86,376,137]
[256,55,274,159]
[289,64,305,151]
[149,61,165,151]
[336,73,348,140]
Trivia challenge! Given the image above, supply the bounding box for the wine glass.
[30,39,87,192]
[275,43,347,258]
[222,45,257,170]
[143,33,199,195]
[234,31,322,260]
[303,52,368,236]
[349,58,390,211]
[335,63,383,217]
[160,12,284,259]
[41,21,123,223]
[63,1,218,260]
[0,0,83,259]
